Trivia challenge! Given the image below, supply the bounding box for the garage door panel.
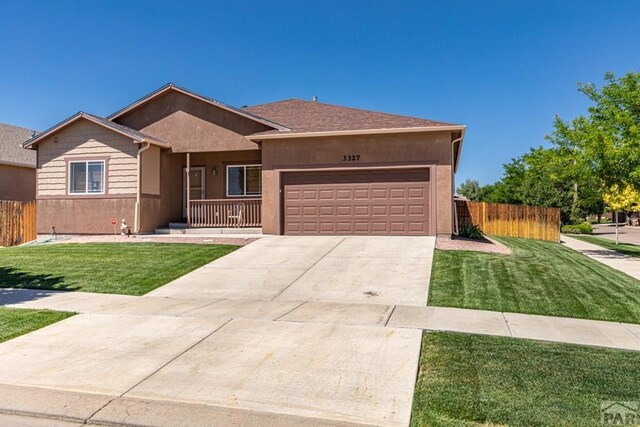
[336,206,352,216]
[354,205,370,216]
[319,206,335,216]
[389,189,407,199]
[372,205,388,216]
[390,205,406,216]
[285,189,302,201]
[409,222,427,233]
[302,206,318,216]
[353,189,370,199]
[372,189,387,199]
[302,190,318,200]
[408,188,425,198]
[390,222,407,232]
[319,190,334,200]
[354,222,370,232]
[372,222,388,232]
[284,169,431,236]
[409,205,425,215]
[336,222,352,233]
[319,222,336,232]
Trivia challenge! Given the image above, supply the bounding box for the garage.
[283,168,433,236]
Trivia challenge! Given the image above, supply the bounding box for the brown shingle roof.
[0,122,36,167]
[243,99,458,135]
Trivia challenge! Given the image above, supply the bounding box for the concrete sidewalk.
[561,234,640,281]
[3,288,640,352]
[388,305,640,351]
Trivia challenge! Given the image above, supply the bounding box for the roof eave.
[453,127,466,173]
[0,159,36,169]
[248,125,467,141]
[22,112,170,149]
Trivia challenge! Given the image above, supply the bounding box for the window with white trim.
[69,160,105,194]
[226,165,261,197]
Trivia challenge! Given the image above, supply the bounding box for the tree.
[548,72,640,199]
[456,179,483,201]
[603,185,640,244]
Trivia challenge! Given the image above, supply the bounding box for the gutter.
[134,141,151,233]
[248,125,467,140]
[451,136,463,236]
[0,159,36,169]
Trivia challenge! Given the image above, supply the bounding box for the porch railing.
[188,198,261,227]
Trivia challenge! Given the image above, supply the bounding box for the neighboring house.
[0,122,37,201]
[23,83,466,235]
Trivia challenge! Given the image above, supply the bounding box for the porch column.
[186,152,191,227]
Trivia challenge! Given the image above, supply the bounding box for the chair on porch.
[228,202,245,227]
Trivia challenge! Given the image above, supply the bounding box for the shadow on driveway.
[0,267,76,305]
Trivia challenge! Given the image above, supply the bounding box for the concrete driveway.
[0,236,434,426]
[149,235,435,306]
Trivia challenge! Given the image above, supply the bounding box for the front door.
[183,167,206,218]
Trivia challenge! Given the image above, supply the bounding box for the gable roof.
[107,83,290,131]
[0,122,37,168]
[243,99,464,137]
[23,112,169,149]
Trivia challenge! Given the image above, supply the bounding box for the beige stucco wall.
[260,131,455,235]
[141,145,160,195]
[114,90,272,153]
[37,198,136,234]
[36,119,139,197]
[0,164,36,201]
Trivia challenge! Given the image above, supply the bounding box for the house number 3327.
[343,155,360,162]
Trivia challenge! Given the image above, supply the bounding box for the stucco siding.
[141,145,161,195]
[114,90,270,153]
[0,164,36,201]
[260,131,455,235]
[37,198,136,234]
[36,119,139,197]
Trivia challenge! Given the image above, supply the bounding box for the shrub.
[561,222,593,234]
[459,223,484,239]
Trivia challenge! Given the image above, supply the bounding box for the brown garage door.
[283,169,431,235]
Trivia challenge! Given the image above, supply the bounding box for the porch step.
[155,227,263,235]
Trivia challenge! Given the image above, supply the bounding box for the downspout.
[451,137,463,236]
[135,141,151,233]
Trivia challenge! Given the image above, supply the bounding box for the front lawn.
[428,237,640,324]
[570,234,640,258]
[0,243,238,295]
[0,307,74,343]
[412,332,640,426]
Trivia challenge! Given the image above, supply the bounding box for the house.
[23,83,466,236]
[0,122,37,201]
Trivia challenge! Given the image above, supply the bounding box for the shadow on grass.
[0,267,78,305]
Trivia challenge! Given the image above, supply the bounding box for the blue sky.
[1,1,638,185]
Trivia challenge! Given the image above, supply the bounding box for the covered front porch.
[181,150,262,229]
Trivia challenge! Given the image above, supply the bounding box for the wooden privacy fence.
[456,200,560,242]
[0,200,37,247]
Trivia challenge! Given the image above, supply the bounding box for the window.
[227,164,261,197]
[69,160,105,194]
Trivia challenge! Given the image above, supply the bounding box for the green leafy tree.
[456,179,483,201]
[547,71,640,217]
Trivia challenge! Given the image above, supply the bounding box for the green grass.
[0,243,238,295]
[428,237,640,324]
[0,307,74,343]
[570,234,640,258]
[412,332,640,427]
